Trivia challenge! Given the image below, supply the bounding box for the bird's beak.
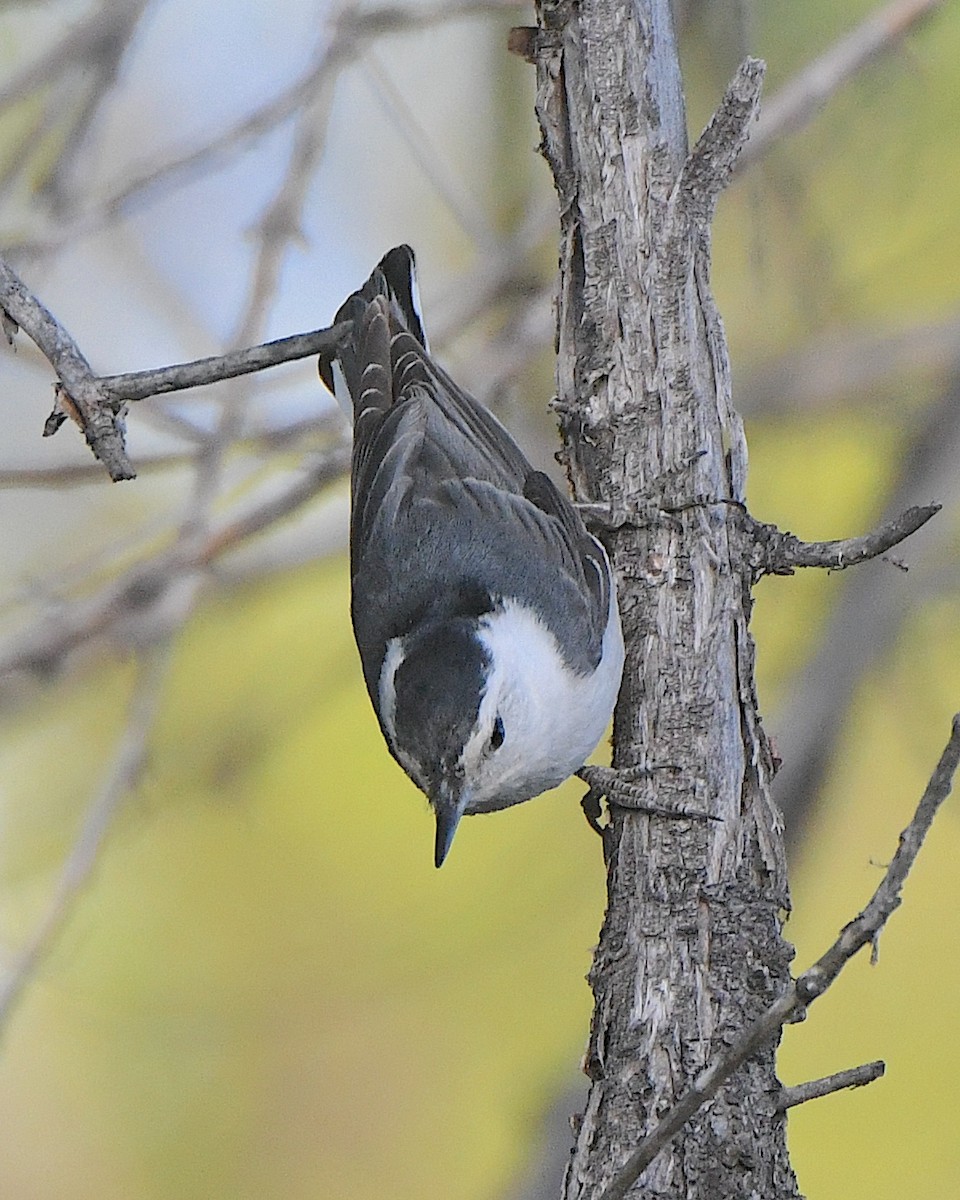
[433,786,469,868]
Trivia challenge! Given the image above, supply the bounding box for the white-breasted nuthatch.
[319,246,624,866]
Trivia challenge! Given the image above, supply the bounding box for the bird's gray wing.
[321,245,613,690]
[520,468,612,649]
[351,399,610,686]
[388,333,532,489]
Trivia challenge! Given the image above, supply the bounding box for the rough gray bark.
[526,1,803,1196]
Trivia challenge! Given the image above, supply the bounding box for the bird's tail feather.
[318,244,427,413]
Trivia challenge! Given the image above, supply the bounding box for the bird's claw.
[576,763,719,831]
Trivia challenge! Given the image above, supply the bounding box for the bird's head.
[379,600,610,867]
[380,617,505,866]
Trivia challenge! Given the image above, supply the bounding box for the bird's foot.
[577,763,719,837]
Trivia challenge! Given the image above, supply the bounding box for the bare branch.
[0,103,349,475]
[596,715,960,1199]
[0,255,134,480]
[99,324,350,403]
[0,247,347,420]
[749,503,941,576]
[673,57,765,225]
[777,1060,885,1112]
[0,644,173,1032]
[739,0,944,172]
[804,712,960,968]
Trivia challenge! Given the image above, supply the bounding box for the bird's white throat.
[462,592,624,813]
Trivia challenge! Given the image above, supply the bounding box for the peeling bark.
[527,1,803,1195]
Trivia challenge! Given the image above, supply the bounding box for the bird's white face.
[458,595,624,813]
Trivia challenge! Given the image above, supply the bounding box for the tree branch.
[672,57,764,227]
[0,248,351,477]
[749,503,941,576]
[596,715,960,1199]
[100,324,351,402]
[0,251,353,478]
[0,255,135,480]
[777,1060,885,1112]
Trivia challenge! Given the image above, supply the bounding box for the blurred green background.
[0,0,958,1197]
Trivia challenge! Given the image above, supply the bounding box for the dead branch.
[98,325,349,403]
[777,1060,885,1112]
[672,57,764,227]
[0,255,134,480]
[0,254,347,480]
[749,503,941,576]
[596,716,960,1200]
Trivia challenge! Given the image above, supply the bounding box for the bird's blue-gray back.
[322,248,613,694]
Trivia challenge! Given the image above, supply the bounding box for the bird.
[318,245,624,867]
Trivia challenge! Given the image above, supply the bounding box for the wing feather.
[319,246,613,691]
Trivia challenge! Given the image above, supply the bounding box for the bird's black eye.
[490,715,505,751]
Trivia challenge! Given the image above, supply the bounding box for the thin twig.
[99,324,350,402]
[0,261,346,475]
[777,1060,885,1111]
[749,503,941,576]
[0,644,173,1031]
[595,715,960,1200]
[738,0,944,172]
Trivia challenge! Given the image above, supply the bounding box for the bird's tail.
[318,244,428,415]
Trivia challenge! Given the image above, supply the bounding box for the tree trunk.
[528,1,803,1196]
